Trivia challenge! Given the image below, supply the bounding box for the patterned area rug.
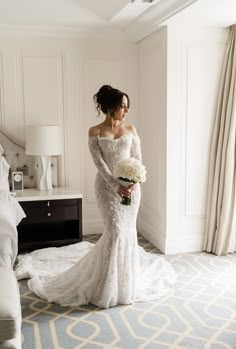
[19,234,236,349]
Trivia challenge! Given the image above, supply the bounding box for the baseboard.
[165,235,203,255]
[85,218,203,254]
[83,220,103,235]
[137,217,166,253]
[138,217,203,255]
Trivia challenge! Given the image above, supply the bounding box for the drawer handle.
[47,212,51,217]
[47,201,50,207]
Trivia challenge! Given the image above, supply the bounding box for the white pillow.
[0,233,12,268]
[10,195,26,226]
[0,145,10,192]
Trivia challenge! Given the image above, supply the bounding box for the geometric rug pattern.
[19,234,236,349]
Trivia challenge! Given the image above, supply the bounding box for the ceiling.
[0,0,235,42]
[0,0,197,41]
[165,0,236,27]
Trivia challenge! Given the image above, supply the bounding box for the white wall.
[0,36,138,234]
[0,26,229,252]
[166,25,228,254]
[137,27,168,252]
[138,25,228,254]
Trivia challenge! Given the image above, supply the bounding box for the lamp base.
[37,156,53,191]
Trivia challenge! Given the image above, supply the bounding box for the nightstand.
[15,188,83,251]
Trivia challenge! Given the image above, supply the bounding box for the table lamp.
[26,125,62,190]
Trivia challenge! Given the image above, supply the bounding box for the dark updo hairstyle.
[93,85,130,116]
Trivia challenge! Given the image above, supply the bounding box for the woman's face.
[113,96,129,121]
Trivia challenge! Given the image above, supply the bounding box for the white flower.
[113,158,147,183]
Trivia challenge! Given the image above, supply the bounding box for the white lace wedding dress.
[15,134,176,308]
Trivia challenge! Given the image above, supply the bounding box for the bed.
[0,129,41,349]
[0,128,60,349]
[0,134,27,266]
[0,189,23,349]
[0,133,27,349]
[0,129,39,266]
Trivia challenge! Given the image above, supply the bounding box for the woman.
[15,85,176,308]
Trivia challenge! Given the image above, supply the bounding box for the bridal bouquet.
[113,157,147,205]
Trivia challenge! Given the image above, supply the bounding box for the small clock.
[12,171,24,191]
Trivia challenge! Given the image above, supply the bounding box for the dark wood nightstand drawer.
[20,199,79,223]
[20,199,78,209]
[16,190,83,251]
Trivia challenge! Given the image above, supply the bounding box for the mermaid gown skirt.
[15,134,176,308]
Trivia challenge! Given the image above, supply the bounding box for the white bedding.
[0,143,26,267]
[0,190,26,267]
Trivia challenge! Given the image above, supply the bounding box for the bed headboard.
[0,130,37,189]
[0,129,58,189]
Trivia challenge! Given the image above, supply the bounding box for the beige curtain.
[204,25,236,256]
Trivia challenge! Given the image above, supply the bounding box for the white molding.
[179,33,227,221]
[165,26,228,253]
[19,53,67,186]
[125,0,198,42]
[0,24,129,41]
[0,24,90,38]
[0,51,4,128]
[0,1,198,42]
[62,53,83,191]
[18,52,25,133]
[182,43,189,219]
[15,50,23,138]
[79,0,131,21]
[60,51,68,188]
[0,50,22,135]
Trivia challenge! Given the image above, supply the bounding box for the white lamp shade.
[26,125,62,156]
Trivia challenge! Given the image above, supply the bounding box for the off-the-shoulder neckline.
[89,134,139,141]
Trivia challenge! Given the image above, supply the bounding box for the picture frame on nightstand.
[12,171,24,191]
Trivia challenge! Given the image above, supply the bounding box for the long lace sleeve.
[131,135,142,161]
[88,136,120,193]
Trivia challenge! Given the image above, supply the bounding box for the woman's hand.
[117,184,135,198]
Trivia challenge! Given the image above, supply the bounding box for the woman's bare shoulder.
[125,123,138,136]
[88,125,102,137]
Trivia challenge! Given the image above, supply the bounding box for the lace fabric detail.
[15,134,176,308]
[88,136,120,193]
[131,135,142,161]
